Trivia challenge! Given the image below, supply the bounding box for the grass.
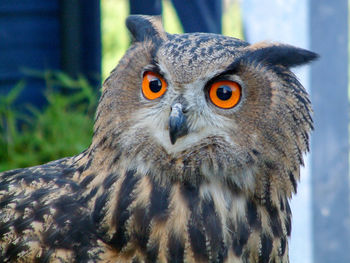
[0,0,244,171]
[0,72,98,171]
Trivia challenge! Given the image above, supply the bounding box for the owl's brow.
[212,58,243,79]
[143,59,162,75]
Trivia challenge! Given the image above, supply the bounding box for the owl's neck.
[74,148,290,262]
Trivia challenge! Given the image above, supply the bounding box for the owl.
[0,15,317,262]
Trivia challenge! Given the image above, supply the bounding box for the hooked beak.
[169,103,188,145]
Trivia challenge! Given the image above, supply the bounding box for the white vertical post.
[241,1,312,262]
[310,1,350,262]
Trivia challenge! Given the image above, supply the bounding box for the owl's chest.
[95,171,289,262]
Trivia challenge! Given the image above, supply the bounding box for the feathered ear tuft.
[126,15,167,44]
[246,42,319,68]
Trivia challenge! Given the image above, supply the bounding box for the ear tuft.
[247,43,319,68]
[126,15,167,44]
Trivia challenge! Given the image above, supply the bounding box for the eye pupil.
[216,86,232,101]
[149,78,162,93]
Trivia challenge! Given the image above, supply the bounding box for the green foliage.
[0,72,98,171]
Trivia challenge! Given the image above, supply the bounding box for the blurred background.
[0,0,349,262]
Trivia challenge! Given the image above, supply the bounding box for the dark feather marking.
[80,173,96,188]
[259,234,273,263]
[103,173,119,189]
[80,186,99,204]
[242,249,250,263]
[33,205,50,222]
[31,188,51,200]
[279,197,285,211]
[0,180,9,191]
[296,147,303,166]
[43,215,94,253]
[92,191,110,225]
[247,200,261,230]
[187,221,208,261]
[288,171,297,193]
[181,183,208,261]
[43,226,67,248]
[97,135,108,148]
[167,233,185,263]
[268,206,283,237]
[264,160,276,170]
[42,199,96,261]
[294,92,308,109]
[109,151,122,169]
[15,197,34,213]
[202,194,225,261]
[77,165,85,174]
[132,206,151,250]
[232,220,250,257]
[0,193,16,208]
[280,237,287,256]
[53,195,82,217]
[262,173,283,238]
[51,194,93,255]
[39,172,58,184]
[54,178,80,191]
[286,201,291,216]
[130,206,159,262]
[1,169,21,178]
[61,167,76,178]
[0,221,12,236]
[13,216,33,234]
[285,202,292,236]
[128,175,170,256]
[16,172,41,184]
[149,176,170,221]
[146,241,159,263]
[2,242,28,262]
[110,169,139,251]
[84,158,93,170]
[245,152,255,166]
[217,245,228,263]
[92,124,100,137]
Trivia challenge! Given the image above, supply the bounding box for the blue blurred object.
[171,0,222,34]
[130,0,162,16]
[0,0,101,109]
[129,0,222,34]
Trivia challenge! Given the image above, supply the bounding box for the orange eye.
[208,80,241,109]
[142,71,167,100]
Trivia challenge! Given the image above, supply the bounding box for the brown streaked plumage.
[0,15,317,262]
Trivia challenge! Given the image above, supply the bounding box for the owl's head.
[92,16,317,197]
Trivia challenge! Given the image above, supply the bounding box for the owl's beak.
[169,103,188,145]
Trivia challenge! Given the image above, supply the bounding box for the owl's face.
[132,34,251,154]
[94,16,316,195]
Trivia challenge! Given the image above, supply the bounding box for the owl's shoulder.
[0,155,104,262]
